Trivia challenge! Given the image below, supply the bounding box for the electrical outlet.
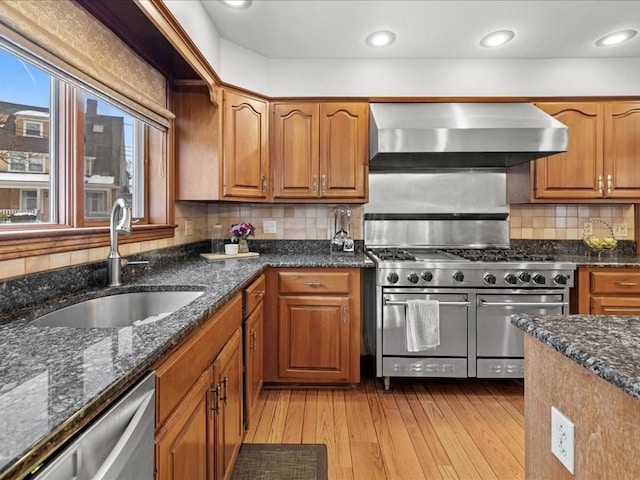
[613,223,627,237]
[263,219,277,234]
[551,406,575,474]
[583,222,593,236]
[185,220,194,236]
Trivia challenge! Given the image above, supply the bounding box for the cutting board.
[200,252,260,262]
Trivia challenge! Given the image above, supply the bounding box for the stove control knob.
[532,273,546,285]
[408,273,419,284]
[504,273,518,285]
[387,272,399,284]
[453,271,465,283]
[519,272,531,282]
[421,272,433,282]
[484,273,496,285]
[554,274,568,285]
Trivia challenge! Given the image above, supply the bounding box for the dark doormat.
[231,443,328,480]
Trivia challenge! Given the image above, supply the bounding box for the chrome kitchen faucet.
[107,198,148,287]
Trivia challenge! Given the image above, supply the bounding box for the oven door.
[382,292,470,356]
[476,291,567,377]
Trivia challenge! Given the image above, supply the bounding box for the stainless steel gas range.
[362,172,576,391]
[364,217,575,390]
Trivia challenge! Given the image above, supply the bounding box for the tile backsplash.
[509,204,635,240]
[0,201,635,281]
[208,204,363,241]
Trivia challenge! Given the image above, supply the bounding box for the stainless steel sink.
[30,290,204,328]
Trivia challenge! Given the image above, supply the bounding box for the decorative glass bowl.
[583,220,617,259]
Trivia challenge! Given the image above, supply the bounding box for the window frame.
[0,47,176,262]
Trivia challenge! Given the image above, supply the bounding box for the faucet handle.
[123,259,149,268]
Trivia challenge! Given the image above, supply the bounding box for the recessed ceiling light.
[595,29,637,47]
[365,30,396,48]
[479,30,515,48]
[220,0,252,8]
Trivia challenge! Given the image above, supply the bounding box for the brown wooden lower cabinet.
[264,267,360,384]
[213,328,243,480]
[154,294,243,480]
[572,267,640,314]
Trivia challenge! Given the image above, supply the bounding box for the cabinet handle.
[598,175,604,195]
[607,174,613,194]
[211,384,221,412]
[304,280,324,287]
[251,330,257,351]
[251,290,265,298]
[342,306,348,325]
[221,375,229,404]
[312,174,317,191]
[321,174,326,193]
[616,281,638,287]
[261,175,267,193]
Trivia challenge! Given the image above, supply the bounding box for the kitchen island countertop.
[0,252,371,480]
[511,313,640,401]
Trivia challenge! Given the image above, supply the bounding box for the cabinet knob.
[261,175,267,193]
[607,174,613,194]
[342,306,348,325]
[312,174,317,192]
[321,174,326,193]
[252,290,265,298]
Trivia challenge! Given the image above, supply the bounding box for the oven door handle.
[479,300,568,307]
[384,299,470,307]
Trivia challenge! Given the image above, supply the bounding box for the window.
[0,45,150,227]
[23,121,43,138]
[0,39,173,260]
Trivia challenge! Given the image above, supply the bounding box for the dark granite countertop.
[0,252,371,480]
[511,313,640,401]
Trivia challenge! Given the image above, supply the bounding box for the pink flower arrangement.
[230,222,255,242]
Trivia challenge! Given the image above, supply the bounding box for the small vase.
[238,238,249,253]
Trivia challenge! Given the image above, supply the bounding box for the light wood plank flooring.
[245,377,524,480]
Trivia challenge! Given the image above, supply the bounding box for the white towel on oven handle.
[405,299,440,352]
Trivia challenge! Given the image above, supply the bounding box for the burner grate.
[442,248,555,262]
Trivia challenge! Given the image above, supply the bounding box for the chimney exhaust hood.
[369,102,568,170]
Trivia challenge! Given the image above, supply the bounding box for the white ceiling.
[200,0,640,60]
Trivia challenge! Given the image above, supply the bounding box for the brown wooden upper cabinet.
[271,102,368,202]
[223,90,269,200]
[530,102,640,202]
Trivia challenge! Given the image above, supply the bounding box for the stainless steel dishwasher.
[33,372,155,480]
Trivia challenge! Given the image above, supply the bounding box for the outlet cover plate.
[185,220,194,236]
[551,406,575,474]
[613,223,627,237]
[263,219,277,234]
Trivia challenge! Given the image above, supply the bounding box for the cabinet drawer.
[243,274,265,317]
[590,272,640,294]
[278,270,352,294]
[155,294,242,428]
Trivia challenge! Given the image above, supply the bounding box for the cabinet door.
[319,102,368,200]
[223,90,269,199]
[213,328,244,480]
[173,85,221,201]
[279,295,350,381]
[591,296,640,315]
[244,304,264,430]
[155,369,214,480]
[603,103,640,199]
[271,103,320,199]
[533,102,604,199]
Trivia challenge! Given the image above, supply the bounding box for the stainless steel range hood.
[369,103,568,170]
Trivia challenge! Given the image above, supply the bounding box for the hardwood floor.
[244,376,525,480]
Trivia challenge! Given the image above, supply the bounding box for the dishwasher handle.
[91,388,155,480]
